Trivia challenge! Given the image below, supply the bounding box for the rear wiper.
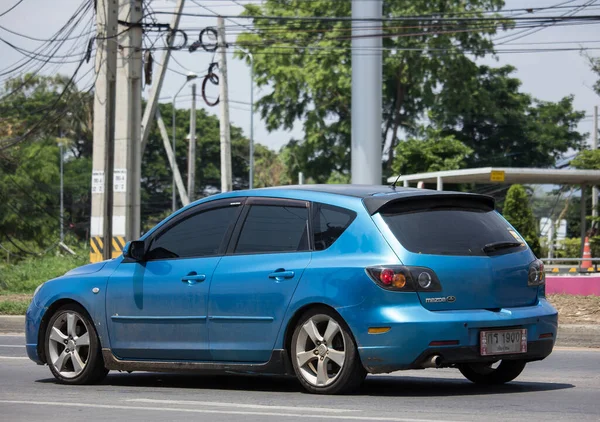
[482,241,523,253]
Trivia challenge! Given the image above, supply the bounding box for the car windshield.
[381,207,524,256]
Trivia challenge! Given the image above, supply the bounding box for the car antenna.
[391,173,402,189]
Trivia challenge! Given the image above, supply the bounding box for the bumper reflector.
[429,340,459,347]
[539,333,553,339]
[368,327,391,334]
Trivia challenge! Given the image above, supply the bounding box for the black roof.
[262,184,495,215]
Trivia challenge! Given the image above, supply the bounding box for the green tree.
[571,149,600,170]
[502,184,541,256]
[237,0,506,182]
[392,128,472,176]
[253,144,291,187]
[432,65,586,168]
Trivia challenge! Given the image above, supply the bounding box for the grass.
[0,251,88,295]
[0,249,88,315]
[0,298,31,315]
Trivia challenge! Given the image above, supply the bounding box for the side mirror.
[124,240,146,262]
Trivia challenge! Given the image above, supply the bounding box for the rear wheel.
[44,304,108,384]
[290,308,366,394]
[459,360,526,385]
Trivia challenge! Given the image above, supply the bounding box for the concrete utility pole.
[114,0,143,249]
[156,109,190,206]
[217,16,232,192]
[91,0,118,263]
[351,0,382,185]
[188,83,197,201]
[58,135,64,244]
[594,105,599,219]
[141,0,187,153]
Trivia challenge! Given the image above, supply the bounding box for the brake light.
[366,266,442,292]
[528,259,545,286]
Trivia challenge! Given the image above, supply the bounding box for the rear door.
[208,198,312,362]
[378,197,538,311]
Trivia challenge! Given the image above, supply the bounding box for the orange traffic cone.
[581,236,593,269]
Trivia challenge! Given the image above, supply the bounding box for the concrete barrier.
[546,275,600,296]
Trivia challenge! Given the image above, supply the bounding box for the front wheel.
[290,308,366,394]
[44,304,108,384]
[459,360,526,385]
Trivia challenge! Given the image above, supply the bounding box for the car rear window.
[381,207,524,256]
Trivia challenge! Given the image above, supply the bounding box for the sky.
[0,0,599,153]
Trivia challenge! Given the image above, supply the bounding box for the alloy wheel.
[47,312,90,379]
[295,314,346,387]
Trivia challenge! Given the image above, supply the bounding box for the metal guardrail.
[542,258,600,274]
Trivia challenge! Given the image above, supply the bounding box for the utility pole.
[114,0,143,252]
[91,0,118,263]
[594,105,599,219]
[141,0,187,153]
[351,0,382,185]
[217,16,232,192]
[188,83,197,201]
[59,138,64,244]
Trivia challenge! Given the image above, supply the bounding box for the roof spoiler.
[363,192,496,215]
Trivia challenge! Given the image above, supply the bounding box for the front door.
[106,200,243,360]
[209,199,312,362]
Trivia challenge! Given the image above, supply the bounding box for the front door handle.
[182,272,206,284]
[268,269,295,281]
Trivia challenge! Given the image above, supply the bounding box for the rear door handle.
[182,272,206,284]
[268,270,295,280]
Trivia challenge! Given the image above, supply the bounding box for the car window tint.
[382,208,523,256]
[313,204,356,251]
[235,205,309,254]
[147,206,239,260]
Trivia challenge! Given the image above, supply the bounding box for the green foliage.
[252,144,291,187]
[571,149,600,170]
[1,75,254,247]
[502,184,541,256]
[433,66,586,167]
[392,128,472,176]
[237,0,505,182]
[0,248,88,294]
[0,299,30,315]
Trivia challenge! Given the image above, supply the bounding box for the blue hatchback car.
[26,185,558,394]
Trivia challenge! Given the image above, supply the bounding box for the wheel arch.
[37,298,94,364]
[283,303,359,362]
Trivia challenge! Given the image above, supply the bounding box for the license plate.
[480,329,527,356]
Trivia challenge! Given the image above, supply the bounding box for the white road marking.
[0,356,28,360]
[0,400,461,422]
[0,345,23,348]
[128,398,358,413]
[0,334,24,337]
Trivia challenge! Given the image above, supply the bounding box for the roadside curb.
[0,316,25,335]
[1,315,599,348]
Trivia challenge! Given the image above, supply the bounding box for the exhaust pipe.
[422,355,442,368]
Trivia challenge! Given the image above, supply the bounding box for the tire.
[459,360,526,385]
[44,304,108,385]
[290,307,366,394]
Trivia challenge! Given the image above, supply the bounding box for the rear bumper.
[338,298,558,374]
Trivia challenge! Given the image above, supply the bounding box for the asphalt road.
[0,335,599,422]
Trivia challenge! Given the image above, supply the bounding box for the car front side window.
[146,205,239,260]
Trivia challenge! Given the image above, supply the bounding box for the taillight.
[528,259,545,286]
[366,266,442,292]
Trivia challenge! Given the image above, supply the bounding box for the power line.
[0,0,25,18]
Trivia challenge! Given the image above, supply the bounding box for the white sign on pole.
[91,170,104,194]
[114,169,127,193]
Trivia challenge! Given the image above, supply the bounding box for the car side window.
[234,205,309,254]
[146,206,239,260]
[313,203,357,251]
